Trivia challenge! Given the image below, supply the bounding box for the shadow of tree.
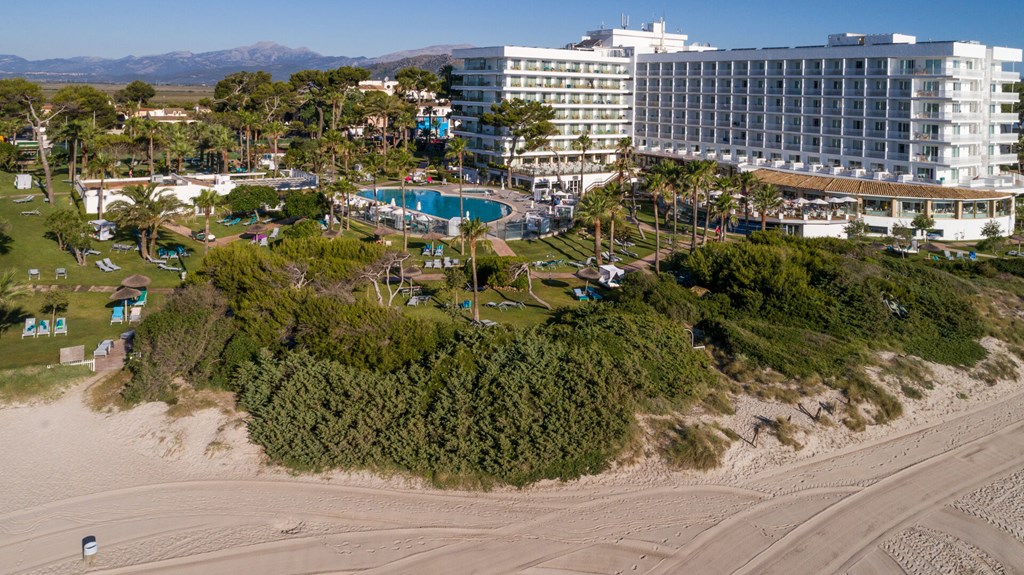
[0,233,11,255]
[0,305,28,339]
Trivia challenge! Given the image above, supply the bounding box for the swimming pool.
[358,189,511,222]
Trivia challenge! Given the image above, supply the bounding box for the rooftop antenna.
[620,13,628,29]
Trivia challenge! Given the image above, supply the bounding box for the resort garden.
[2,72,1024,487]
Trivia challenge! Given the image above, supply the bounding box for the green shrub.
[659,422,730,470]
[281,219,322,239]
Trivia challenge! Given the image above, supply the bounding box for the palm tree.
[459,218,489,322]
[192,189,224,254]
[571,132,593,196]
[90,153,116,220]
[206,124,234,173]
[750,184,784,231]
[107,183,185,259]
[685,160,718,251]
[389,146,418,250]
[327,178,357,232]
[644,170,669,273]
[736,171,759,231]
[264,121,287,176]
[576,188,612,266]
[0,269,29,310]
[614,137,634,184]
[362,153,386,227]
[445,136,469,252]
[712,191,738,242]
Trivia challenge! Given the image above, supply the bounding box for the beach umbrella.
[793,198,810,205]
[809,198,829,205]
[835,196,857,203]
[827,197,845,204]
[373,227,390,238]
[576,267,601,281]
[119,274,151,289]
[246,223,269,235]
[110,286,142,316]
[416,214,430,222]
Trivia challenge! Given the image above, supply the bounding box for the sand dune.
[2,345,1024,574]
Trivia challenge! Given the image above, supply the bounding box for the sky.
[4,0,1023,60]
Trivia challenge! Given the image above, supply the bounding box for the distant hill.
[0,42,469,84]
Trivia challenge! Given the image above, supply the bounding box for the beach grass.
[0,364,96,403]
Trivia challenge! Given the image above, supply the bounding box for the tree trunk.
[691,188,699,252]
[316,106,324,139]
[68,139,77,182]
[138,229,149,260]
[761,212,768,231]
[470,242,480,321]
[148,135,155,176]
[672,191,678,236]
[400,180,408,250]
[654,199,661,273]
[594,219,602,266]
[97,175,105,220]
[345,192,351,230]
[38,140,55,205]
[204,211,211,254]
[609,217,616,256]
[458,155,465,254]
[703,199,711,244]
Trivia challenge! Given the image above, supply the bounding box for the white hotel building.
[452,23,1022,240]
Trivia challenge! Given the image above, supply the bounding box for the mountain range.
[0,42,470,84]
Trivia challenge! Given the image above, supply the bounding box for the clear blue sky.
[5,0,1023,60]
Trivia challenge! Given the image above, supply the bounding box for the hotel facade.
[451,24,1022,239]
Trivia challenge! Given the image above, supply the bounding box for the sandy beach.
[2,340,1024,574]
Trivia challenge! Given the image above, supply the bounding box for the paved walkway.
[486,236,518,257]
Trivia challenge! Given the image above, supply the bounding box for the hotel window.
[901,201,924,216]
[863,198,891,216]
[997,199,1011,216]
[932,201,954,218]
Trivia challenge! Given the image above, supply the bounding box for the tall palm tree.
[644,170,669,273]
[712,190,738,242]
[192,189,224,253]
[576,188,612,266]
[328,178,357,232]
[389,146,418,250]
[736,171,760,231]
[603,182,626,251]
[571,132,593,196]
[750,184,784,231]
[263,120,287,176]
[107,183,185,259]
[139,118,160,176]
[445,136,469,252]
[206,124,234,173]
[459,218,489,322]
[90,153,116,220]
[362,153,386,227]
[685,160,718,251]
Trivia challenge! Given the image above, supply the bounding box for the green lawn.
[1,290,164,369]
[0,171,206,288]
[508,224,660,270]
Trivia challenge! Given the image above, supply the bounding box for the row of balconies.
[637,65,991,79]
[504,64,628,75]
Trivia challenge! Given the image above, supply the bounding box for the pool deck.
[358,184,533,230]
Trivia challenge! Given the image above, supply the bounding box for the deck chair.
[36,319,50,337]
[943,250,953,261]
[461,300,472,309]
[95,260,113,272]
[485,301,499,308]
[146,254,167,265]
[12,194,34,203]
[128,306,142,324]
[20,209,40,216]
[269,227,279,239]
[133,289,148,306]
[158,263,182,272]
[969,251,977,261]
[102,258,121,271]
[573,288,590,301]
[111,307,125,324]
[93,339,113,357]
[54,317,67,336]
[21,318,36,338]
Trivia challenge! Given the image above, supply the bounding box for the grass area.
[508,225,659,271]
[0,364,96,403]
[0,171,206,289]
[39,83,214,105]
[0,290,164,369]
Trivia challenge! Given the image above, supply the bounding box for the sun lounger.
[158,263,182,272]
[27,268,40,280]
[943,250,953,260]
[96,260,111,272]
[55,267,67,279]
[485,301,499,307]
[573,288,590,301]
[497,301,525,310]
[146,254,167,265]
[36,319,50,337]
[268,227,279,239]
[475,319,498,327]
[621,249,639,258]
[1009,250,1019,257]
[111,307,124,324]
[586,287,603,301]
[969,251,977,261]
[461,300,472,309]
[54,317,67,336]
[128,306,142,324]
[133,289,147,306]
[85,249,101,256]
[21,318,36,338]
[433,259,442,269]
[102,258,121,271]
[956,251,964,260]
[20,209,40,216]
[12,194,34,203]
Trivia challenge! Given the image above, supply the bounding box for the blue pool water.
[358,189,510,222]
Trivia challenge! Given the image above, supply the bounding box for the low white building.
[75,171,318,216]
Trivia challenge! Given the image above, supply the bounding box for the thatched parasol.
[406,266,423,277]
[373,227,391,238]
[422,231,442,242]
[120,274,151,289]
[110,286,142,302]
[575,267,601,281]
[246,223,269,235]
